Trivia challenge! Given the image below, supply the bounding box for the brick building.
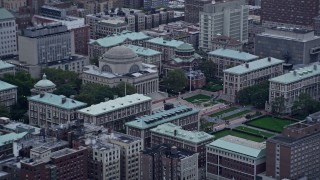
[206,135,266,180]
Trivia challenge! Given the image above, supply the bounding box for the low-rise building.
[208,48,259,78]
[186,70,206,90]
[126,105,200,147]
[150,123,214,179]
[223,57,284,102]
[0,81,17,108]
[141,144,199,180]
[206,135,266,180]
[77,94,152,130]
[83,46,159,95]
[211,35,243,51]
[0,61,15,77]
[28,92,87,127]
[267,64,320,113]
[145,37,185,62]
[88,31,151,59]
[0,132,28,159]
[124,44,161,68]
[95,19,128,39]
[31,74,56,95]
[0,121,41,135]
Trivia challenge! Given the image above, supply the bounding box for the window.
[129,64,139,73]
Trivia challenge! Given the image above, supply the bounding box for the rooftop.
[2,122,41,135]
[0,80,17,91]
[51,148,77,158]
[28,92,87,110]
[0,60,15,69]
[77,94,151,116]
[124,44,161,57]
[208,48,258,62]
[31,146,51,153]
[270,64,320,84]
[146,37,184,48]
[125,105,199,130]
[0,8,15,20]
[223,57,284,75]
[142,144,196,159]
[207,135,266,159]
[0,132,28,146]
[150,123,214,144]
[89,31,150,48]
[99,19,127,25]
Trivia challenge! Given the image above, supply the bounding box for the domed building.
[31,74,56,95]
[82,46,159,95]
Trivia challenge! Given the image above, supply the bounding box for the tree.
[198,59,216,81]
[113,82,136,97]
[292,93,320,117]
[0,104,10,117]
[90,57,99,66]
[236,82,269,109]
[53,84,77,98]
[75,84,115,105]
[163,69,187,93]
[271,96,285,114]
[42,68,81,91]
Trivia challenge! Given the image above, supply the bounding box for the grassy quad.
[184,94,211,103]
[235,126,274,138]
[246,116,296,133]
[212,129,265,142]
[222,110,251,120]
[209,107,238,117]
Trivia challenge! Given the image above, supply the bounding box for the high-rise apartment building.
[0,8,18,59]
[184,0,211,23]
[223,57,284,102]
[18,23,74,65]
[265,113,320,179]
[267,64,320,113]
[199,0,249,51]
[150,123,214,179]
[207,135,266,180]
[141,144,199,180]
[261,0,320,29]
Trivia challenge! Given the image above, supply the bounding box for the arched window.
[102,65,113,73]
[129,64,140,73]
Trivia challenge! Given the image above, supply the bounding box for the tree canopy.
[163,69,187,93]
[292,93,320,117]
[236,82,269,109]
[198,59,216,81]
[42,68,81,91]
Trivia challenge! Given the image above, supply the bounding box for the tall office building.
[265,112,320,179]
[199,0,249,51]
[184,0,211,23]
[0,8,18,59]
[261,0,320,29]
[18,23,74,65]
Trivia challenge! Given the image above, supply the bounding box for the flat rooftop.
[0,60,15,69]
[77,94,151,116]
[207,135,266,159]
[125,105,199,130]
[124,44,161,57]
[51,148,77,158]
[28,92,87,110]
[150,123,214,144]
[0,8,15,20]
[146,37,184,48]
[223,57,284,75]
[31,146,51,153]
[208,48,258,62]
[270,64,320,84]
[0,132,27,146]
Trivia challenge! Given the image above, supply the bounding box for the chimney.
[171,146,177,155]
[314,64,317,70]
[61,96,67,104]
[268,57,271,62]
[293,70,297,76]
[40,92,45,98]
[174,129,177,136]
[245,63,249,68]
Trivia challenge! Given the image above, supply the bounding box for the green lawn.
[209,107,238,117]
[212,129,265,142]
[222,110,251,120]
[246,116,295,133]
[202,84,223,92]
[184,94,211,103]
[235,126,273,138]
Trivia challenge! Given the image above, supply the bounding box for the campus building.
[208,48,258,78]
[267,64,320,113]
[184,0,211,23]
[82,46,159,95]
[223,57,284,102]
[124,44,161,69]
[255,27,320,65]
[141,144,199,180]
[0,8,18,59]
[0,132,28,159]
[150,123,214,179]
[0,81,17,108]
[28,92,87,127]
[265,113,320,179]
[210,35,243,51]
[206,135,266,180]
[145,37,185,62]
[126,105,200,148]
[0,60,15,77]
[77,94,152,130]
[199,0,249,51]
[88,31,151,59]
[31,74,56,95]
[95,19,128,39]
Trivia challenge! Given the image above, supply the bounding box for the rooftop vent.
[267,57,271,62]
[40,92,45,98]
[293,70,297,76]
[245,63,249,68]
[314,64,318,70]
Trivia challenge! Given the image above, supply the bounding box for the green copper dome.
[34,74,56,89]
[175,43,195,53]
